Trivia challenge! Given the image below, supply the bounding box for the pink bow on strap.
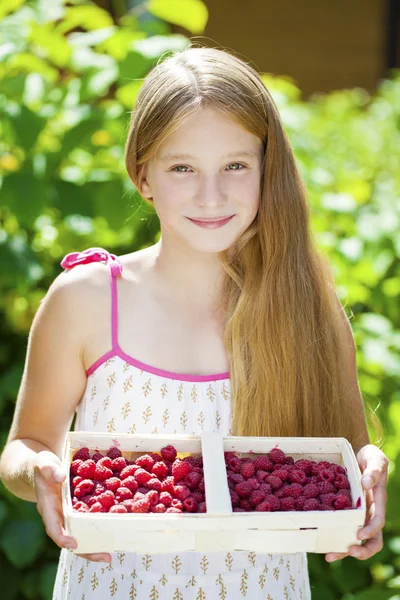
[60,247,123,277]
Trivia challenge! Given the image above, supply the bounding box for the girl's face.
[140,106,264,254]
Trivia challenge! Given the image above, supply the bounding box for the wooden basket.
[62,431,366,554]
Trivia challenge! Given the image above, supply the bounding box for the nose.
[195,174,227,208]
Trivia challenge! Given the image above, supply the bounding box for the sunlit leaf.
[147,0,208,34]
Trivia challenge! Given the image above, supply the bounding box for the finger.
[325,552,348,562]
[77,553,112,563]
[38,502,77,549]
[348,532,383,560]
[357,485,387,540]
[361,451,389,490]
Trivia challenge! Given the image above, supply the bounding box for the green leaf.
[0,0,25,21]
[148,0,209,34]
[0,172,47,228]
[0,519,45,568]
[55,5,114,35]
[53,181,95,219]
[88,180,134,230]
[39,563,58,600]
[6,104,47,153]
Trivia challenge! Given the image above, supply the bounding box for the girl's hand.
[34,451,111,563]
[325,444,388,563]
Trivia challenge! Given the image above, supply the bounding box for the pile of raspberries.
[226,448,354,512]
[70,445,206,514]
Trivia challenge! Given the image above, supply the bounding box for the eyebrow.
[158,150,260,162]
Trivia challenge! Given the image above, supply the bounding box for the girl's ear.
[139,165,153,200]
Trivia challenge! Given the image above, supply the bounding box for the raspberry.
[109,505,128,513]
[192,491,204,504]
[104,477,121,492]
[280,497,295,511]
[91,452,104,463]
[285,456,295,465]
[184,471,202,490]
[337,488,351,498]
[240,499,253,511]
[308,475,319,485]
[255,470,269,483]
[74,479,95,498]
[174,484,191,500]
[249,490,266,507]
[257,495,280,511]
[294,496,307,510]
[259,482,272,495]
[146,490,159,506]
[240,461,255,479]
[269,448,286,464]
[160,476,175,493]
[171,460,192,483]
[70,460,83,476]
[265,475,283,490]
[334,495,352,510]
[272,468,289,482]
[97,491,115,510]
[253,455,274,472]
[235,481,254,498]
[317,481,336,495]
[166,507,182,513]
[115,487,133,502]
[145,478,162,491]
[152,503,166,513]
[224,451,237,464]
[198,478,205,493]
[84,495,99,507]
[335,474,350,489]
[318,461,331,469]
[197,502,207,513]
[288,470,307,485]
[73,501,88,512]
[320,503,333,511]
[111,457,127,473]
[159,491,173,507]
[171,498,183,510]
[303,484,319,499]
[89,502,103,513]
[152,462,168,478]
[97,456,112,469]
[134,468,152,485]
[282,483,302,498]
[149,452,161,462]
[77,460,96,479]
[92,482,106,496]
[120,464,140,479]
[228,457,241,473]
[135,454,155,472]
[320,493,336,506]
[247,477,260,490]
[183,497,197,513]
[303,498,320,511]
[130,498,151,513]
[293,460,314,475]
[228,473,245,485]
[160,445,177,462]
[93,464,113,481]
[72,447,90,461]
[122,476,139,493]
[133,491,146,502]
[229,489,240,507]
[317,468,335,484]
[275,485,288,499]
[107,446,122,460]
[233,507,246,512]
[72,476,83,488]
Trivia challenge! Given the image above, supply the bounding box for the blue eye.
[170,163,246,172]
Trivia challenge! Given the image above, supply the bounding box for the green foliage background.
[0,1,399,598]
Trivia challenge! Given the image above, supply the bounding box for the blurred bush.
[0,0,399,598]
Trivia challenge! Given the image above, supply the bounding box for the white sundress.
[52,247,312,600]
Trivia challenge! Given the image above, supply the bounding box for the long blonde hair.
[124,45,383,448]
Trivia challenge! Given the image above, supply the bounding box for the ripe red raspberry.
[72,476,83,488]
[303,498,320,511]
[228,473,245,485]
[311,463,322,476]
[275,485,288,499]
[294,496,307,510]
[115,487,133,502]
[259,482,272,495]
[160,476,175,493]
[240,499,252,511]
[171,498,183,510]
[133,491,146,502]
[152,461,168,478]
[317,468,335,484]
[97,491,115,510]
[280,497,295,511]
[317,481,336,495]
[240,461,255,479]
[91,452,104,463]
[335,465,346,475]
[107,446,122,460]
[293,459,314,475]
[192,491,204,504]
[249,490,266,507]
[77,460,96,479]
[255,470,269,483]
[337,488,351,498]
[109,505,128,513]
[92,482,106,496]
[145,478,162,491]
[97,456,112,469]
[197,502,207,513]
[72,447,90,461]
[120,464,140,479]
[335,474,350,489]
[198,478,205,493]
[104,477,121,492]
[89,502,103,513]
[74,479,95,498]
[93,464,113,481]
[320,492,336,506]
[334,495,352,510]
[320,503,333,511]
[303,483,319,499]
[159,491,173,507]
[224,451,237,464]
[146,490,159,506]
[130,498,151,513]
[171,460,192,483]
[70,459,83,476]
[272,468,289,482]
[253,456,274,472]
[269,448,286,464]
[285,456,295,466]
[174,484,191,500]
[318,461,331,469]
[122,476,139,493]
[229,489,240,507]
[246,477,259,491]
[182,455,202,468]
[282,483,302,498]
[160,445,177,462]
[111,457,127,473]
[183,497,197,513]
[135,454,155,471]
[184,471,202,490]
[82,494,98,507]
[166,507,182,513]
[308,475,319,485]
[152,503,166,513]
[73,501,88,512]
[265,475,283,490]
[256,495,280,511]
[134,468,152,485]
[228,457,241,473]
[288,470,307,485]
[233,507,246,512]
[235,481,254,498]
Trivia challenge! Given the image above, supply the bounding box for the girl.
[0,46,388,599]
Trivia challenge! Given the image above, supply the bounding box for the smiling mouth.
[187,215,235,222]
